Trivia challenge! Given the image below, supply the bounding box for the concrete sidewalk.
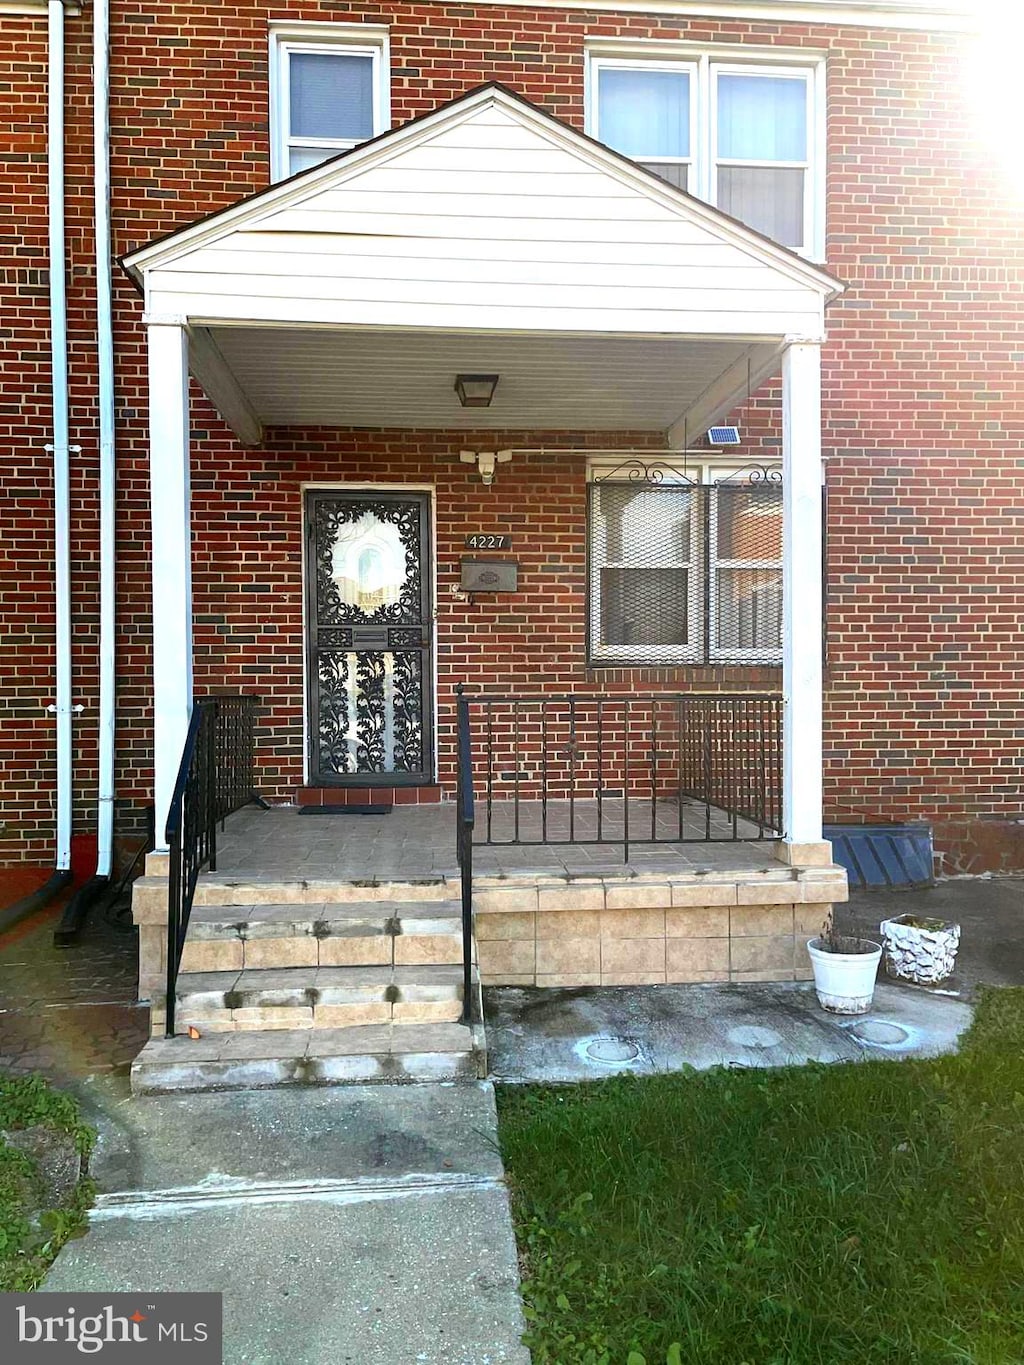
[42,1083,530,1365]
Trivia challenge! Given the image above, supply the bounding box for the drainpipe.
[5,0,78,937]
[55,0,117,944]
[48,0,73,876]
[93,0,115,885]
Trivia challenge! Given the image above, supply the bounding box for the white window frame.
[587,458,782,667]
[710,63,816,255]
[584,43,826,261]
[587,56,699,193]
[269,22,391,183]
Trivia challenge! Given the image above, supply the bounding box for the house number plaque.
[465,534,512,550]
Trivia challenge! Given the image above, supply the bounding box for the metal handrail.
[165,694,261,1037]
[455,683,475,1025]
[456,690,783,862]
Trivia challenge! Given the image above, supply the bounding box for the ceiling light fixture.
[454,374,499,408]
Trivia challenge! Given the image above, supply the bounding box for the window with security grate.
[587,465,783,667]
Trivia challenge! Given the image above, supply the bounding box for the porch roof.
[124,83,844,445]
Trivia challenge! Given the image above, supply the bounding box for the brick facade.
[1,3,1021,873]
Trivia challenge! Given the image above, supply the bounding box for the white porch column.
[779,337,829,865]
[147,317,193,850]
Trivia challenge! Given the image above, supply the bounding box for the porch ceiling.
[204,326,769,432]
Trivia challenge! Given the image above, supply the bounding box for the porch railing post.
[147,317,193,849]
[781,337,824,851]
[455,684,475,1025]
[165,823,181,1038]
[207,700,219,873]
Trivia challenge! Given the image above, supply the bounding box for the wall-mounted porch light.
[454,373,499,408]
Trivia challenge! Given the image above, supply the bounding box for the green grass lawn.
[497,988,1024,1365]
[0,1074,95,1291]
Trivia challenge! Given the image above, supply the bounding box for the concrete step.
[130,1021,487,1095]
[175,964,473,1031]
[178,902,467,974]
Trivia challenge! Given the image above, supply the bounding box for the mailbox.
[460,558,518,593]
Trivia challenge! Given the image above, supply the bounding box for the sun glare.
[962,1,1024,202]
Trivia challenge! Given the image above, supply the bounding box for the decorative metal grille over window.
[588,462,783,666]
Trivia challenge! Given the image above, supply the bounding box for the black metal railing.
[165,694,261,1037]
[455,686,476,1025]
[455,691,782,863]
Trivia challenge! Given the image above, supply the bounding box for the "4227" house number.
[465,534,512,550]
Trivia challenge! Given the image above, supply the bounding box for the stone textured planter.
[806,937,882,1014]
[880,914,960,985]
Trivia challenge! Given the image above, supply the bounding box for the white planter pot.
[806,938,882,1014]
[880,915,960,985]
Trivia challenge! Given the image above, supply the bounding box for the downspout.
[5,0,77,937]
[48,0,73,877]
[93,0,115,886]
[55,0,117,944]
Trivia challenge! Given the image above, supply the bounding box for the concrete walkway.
[485,979,973,1083]
[42,1083,530,1365]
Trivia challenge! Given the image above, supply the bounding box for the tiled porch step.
[131,1022,486,1095]
[179,902,466,973]
[192,877,452,908]
[188,900,461,939]
[175,964,474,1031]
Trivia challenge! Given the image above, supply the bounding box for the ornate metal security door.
[305,490,433,785]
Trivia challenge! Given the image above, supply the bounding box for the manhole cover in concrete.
[848,1019,910,1047]
[583,1037,642,1065]
[726,1025,783,1049]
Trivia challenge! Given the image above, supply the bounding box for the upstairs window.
[588,51,823,257]
[595,64,695,191]
[714,70,810,248]
[270,25,390,181]
[587,462,783,667]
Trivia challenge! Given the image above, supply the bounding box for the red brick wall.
[188,429,777,798]
[1,3,1021,872]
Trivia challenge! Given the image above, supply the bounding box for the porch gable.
[124,83,842,339]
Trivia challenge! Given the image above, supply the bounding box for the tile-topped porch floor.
[212,802,781,881]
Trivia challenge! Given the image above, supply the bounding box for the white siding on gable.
[144,99,828,337]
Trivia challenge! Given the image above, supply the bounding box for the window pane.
[598,67,690,159]
[596,484,692,563]
[716,486,782,560]
[601,568,689,647]
[290,51,374,141]
[716,570,782,650]
[640,161,688,191]
[717,166,804,247]
[717,74,806,162]
[289,145,342,175]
